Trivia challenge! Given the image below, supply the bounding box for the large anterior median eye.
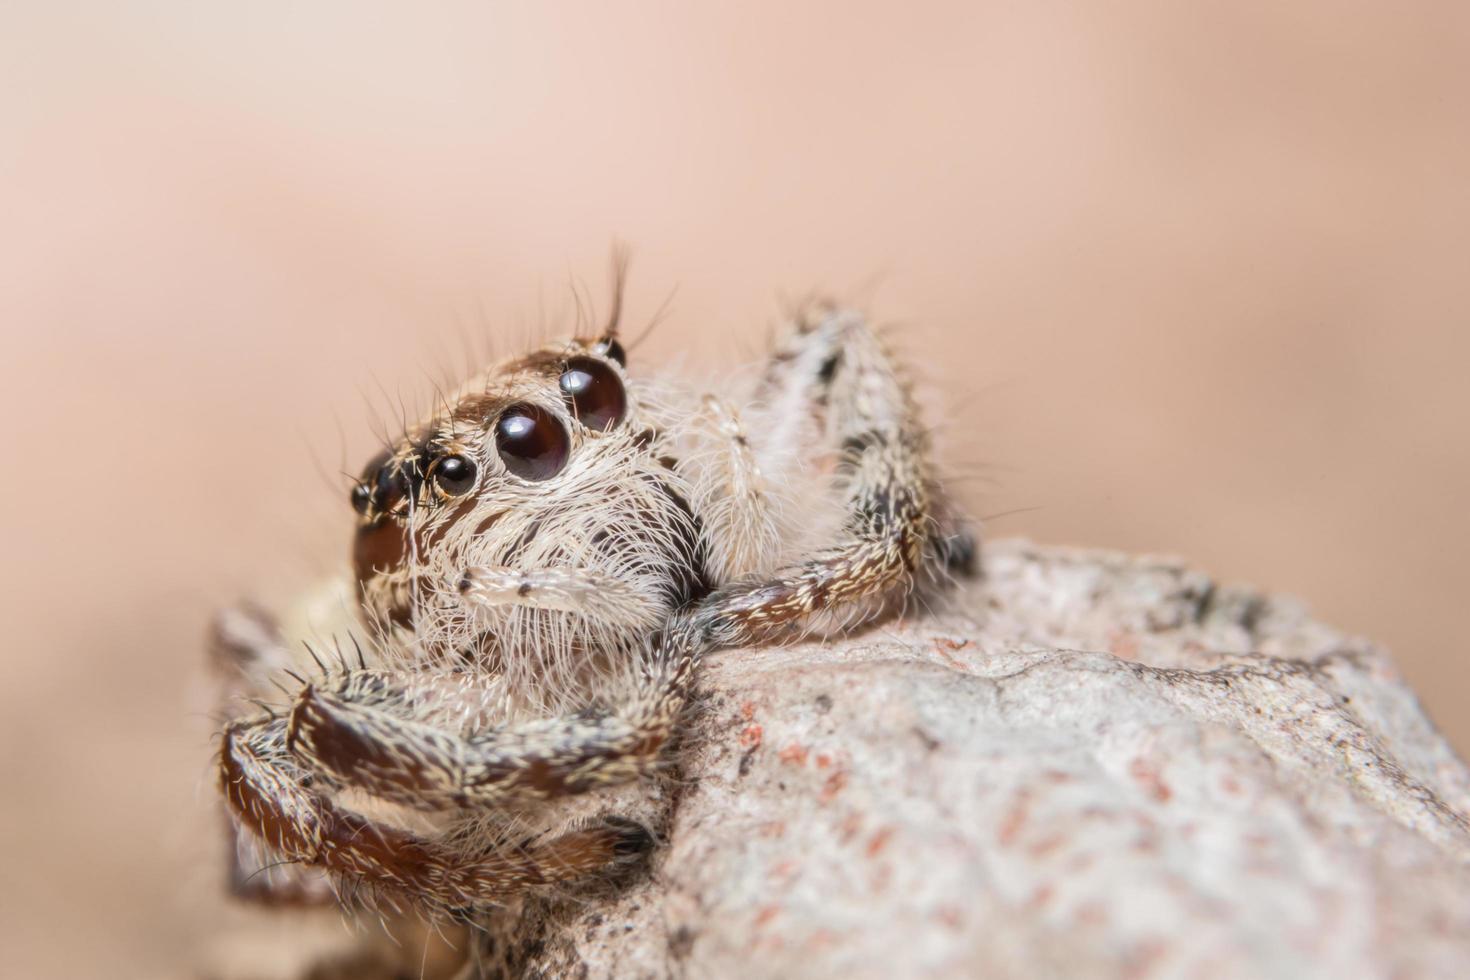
[558,356,626,431]
[494,403,569,480]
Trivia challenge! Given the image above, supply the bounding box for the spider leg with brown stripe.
[218,713,653,913]
[280,660,688,812]
[210,604,341,907]
[680,309,936,648]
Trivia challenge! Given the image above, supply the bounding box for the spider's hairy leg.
[285,672,682,811]
[748,305,853,456]
[218,713,654,911]
[683,395,784,582]
[210,603,295,706]
[285,563,691,819]
[210,604,340,907]
[692,309,943,646]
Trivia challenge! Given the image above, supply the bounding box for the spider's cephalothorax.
[348,333,710,713]
[213,300,976,926]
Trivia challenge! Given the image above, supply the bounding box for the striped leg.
[219,714,652,912]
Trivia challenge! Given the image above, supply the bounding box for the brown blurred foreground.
[1,3,1467,977]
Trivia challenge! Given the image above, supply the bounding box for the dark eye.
[559,356,626,431]
[350,482,372,514]
[350,448,393,514]
[494,403,569,480]
[431,454,477,496]
[373,461,409,511]
[594,336,626,367]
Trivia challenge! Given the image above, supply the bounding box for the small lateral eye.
[559,356,626,431]
[593,336,626,367]
[494,403,569,480]
[373,461,409,511]
[350,482,372,514]
[350,447,393,515]
[431,454,477,496]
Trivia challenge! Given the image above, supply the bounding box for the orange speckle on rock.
[820,770,848,803]
[741,701,757,720]
[815,753,833,769]
[769,859,799,883]
[1027,832,1066,859]
[754,905,782,928]
[807,928,839,950]
[1128,757,1173,803]
[931,637,971,668]
[997,789,1032,846]
[779,743,809,766]
[739,724,764,751]
[866,826,895,858]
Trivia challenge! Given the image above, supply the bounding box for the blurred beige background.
[2,2,1467,976]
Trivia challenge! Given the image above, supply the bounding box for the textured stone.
[511,539,1470,979]
[208,540,1470,979]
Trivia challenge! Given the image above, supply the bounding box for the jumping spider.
[212,290,976,931]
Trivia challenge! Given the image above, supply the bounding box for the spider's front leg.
[689,307,975,624]
[211,604,338,908]
[694,308,947,646]
[217,562,683,912]
[218,710,654,912]
[283,673,683,813]
[281,565,691,812]
[213,582,660,911]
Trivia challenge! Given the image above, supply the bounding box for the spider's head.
[348,332,705,702]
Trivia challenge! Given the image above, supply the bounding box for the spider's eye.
[373,461,409,511]
[350,450,410,516]
[350,448,394,514]
[593,336,626,367]
[431,454,477,496]
[494,403,569,480]
[559,356,626,431]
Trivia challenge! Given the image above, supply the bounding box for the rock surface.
[207,540,1470,979]
[506,539,1470,979]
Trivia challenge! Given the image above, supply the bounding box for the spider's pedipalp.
[458,564,652,631]
[682,395,786,583]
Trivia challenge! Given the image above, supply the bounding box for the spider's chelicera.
[212,294,976,919]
